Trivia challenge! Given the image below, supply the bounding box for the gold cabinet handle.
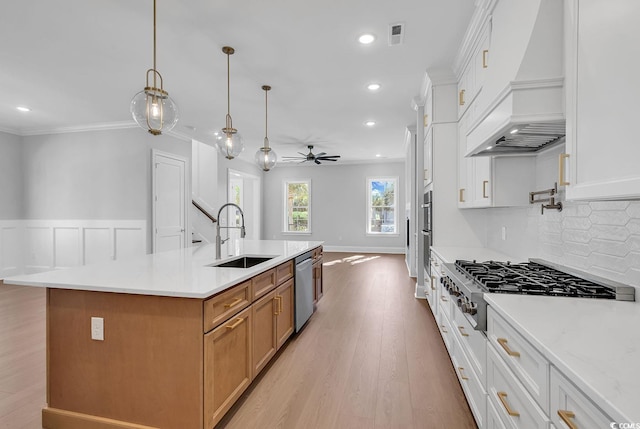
[278,295,283,314]
[430,276,436,291]
[497,338,521,357]
[273,296,280,315]
[440,324,448,333]
[459,89,466,106]
[482,180,489,198]
[458,326,469,337]
[559,153,570,186]
[225,317,245,330]
[497,392,520,417]
[482,49,489,68]
[441,296,448,302]
[223,297,242,308]
[459,188,465,203]
[558,410,577,429]
[458,367,469,380]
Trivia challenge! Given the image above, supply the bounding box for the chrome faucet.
[216,203,246,259]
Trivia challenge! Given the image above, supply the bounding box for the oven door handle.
[421,230,430,236]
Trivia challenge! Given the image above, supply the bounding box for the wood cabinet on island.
[3,240,324,429]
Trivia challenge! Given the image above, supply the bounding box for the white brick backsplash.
[589,201,630,211]
[562,229,591,243]
[562,216,592,230]
[589,210,631,226]
[588,239,631,257]
[627,202,640,218]
[589,225,630,241]
[564,241,591,256]
[629,236,640,252]
[628,219,640,234]
[588,253,630,274]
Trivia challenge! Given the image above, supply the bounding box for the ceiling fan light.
[255,147,277,171]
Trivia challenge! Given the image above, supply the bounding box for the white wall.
[262,161,406,253]
[20,128,190,252]
[0,131,24,219]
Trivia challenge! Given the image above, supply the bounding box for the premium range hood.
[466,0,565,157]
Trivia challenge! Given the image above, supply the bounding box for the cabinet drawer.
[312,246,323,262]
[487,395,508,429]
[487,345,549,429]
[487,307,549,412]
[204,280,251,333]
[452,330,487,428]
[251,268,276,300]
[453,305,487,388]
[438,311,454,352]
[275,260,294,285]
[550,367,611,429]
[438,281,453,322]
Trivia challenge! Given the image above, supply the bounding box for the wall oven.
[421,191,432,275]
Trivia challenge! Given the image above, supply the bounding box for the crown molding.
[0,126,20,136]
[20,121,138,136]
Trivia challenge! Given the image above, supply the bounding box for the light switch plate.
[91,317,104,341]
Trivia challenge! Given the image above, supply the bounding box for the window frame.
[366,176,399,236]
[283,179,312,234]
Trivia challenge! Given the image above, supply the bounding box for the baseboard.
[322,245,405,254]
[42,408,158,429]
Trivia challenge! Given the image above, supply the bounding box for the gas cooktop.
[453,259,635,300]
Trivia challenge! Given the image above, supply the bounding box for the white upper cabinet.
[562,0,640,200]
[457,20,491,121]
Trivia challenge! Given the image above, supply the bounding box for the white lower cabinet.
[550,367,611,429]
[452,329,487,428]
[487,394,508,429]
[487,345,550,429]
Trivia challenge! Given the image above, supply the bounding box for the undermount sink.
[207,255,275,269]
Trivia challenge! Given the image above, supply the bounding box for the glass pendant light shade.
[215,46,244,159]
[216,130,244,159]
[130,80,178,135]
[255,139,277,171]
[131,0,178,135]
[255,85,278,171]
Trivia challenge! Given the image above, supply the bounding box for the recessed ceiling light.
[376,154,382,158]
[367,83,381,91]
[365,121,376,127]
[358,34,375,45]
[510,128,519,134]
[486,146,493,150]
[16,106,31,112]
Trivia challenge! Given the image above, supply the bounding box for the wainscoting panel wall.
[0,220,146,277]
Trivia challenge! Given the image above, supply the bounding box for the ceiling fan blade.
[320,158,338,161]
[297,152,308,157]
[315,152,327,157]
[314,159,321,165]
[317,155,340,160]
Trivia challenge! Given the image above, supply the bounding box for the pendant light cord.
[264,89,268,147]
[152,0,157,89]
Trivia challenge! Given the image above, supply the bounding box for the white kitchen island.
[3,240,324,429]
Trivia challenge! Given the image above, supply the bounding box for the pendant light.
[216,46,244,159]
[130,0,178,135]
[255,85,278,171]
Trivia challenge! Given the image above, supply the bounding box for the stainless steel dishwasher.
[294,251,314,332]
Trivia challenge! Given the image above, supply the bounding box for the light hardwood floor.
[0,253,477,429]
[217,253,477,429]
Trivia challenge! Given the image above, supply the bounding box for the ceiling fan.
[282,145,341,165]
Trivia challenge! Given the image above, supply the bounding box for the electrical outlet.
[91,317,104,341]
[501,226,507,241]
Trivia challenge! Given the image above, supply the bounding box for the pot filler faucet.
[216,203,246,259]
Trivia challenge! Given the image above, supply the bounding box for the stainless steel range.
[441,258,635,331]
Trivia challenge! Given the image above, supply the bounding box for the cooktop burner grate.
[454,259,617,299]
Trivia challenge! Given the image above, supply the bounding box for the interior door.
[153,150,187,253]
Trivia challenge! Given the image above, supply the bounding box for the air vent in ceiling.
[389,23,404,46]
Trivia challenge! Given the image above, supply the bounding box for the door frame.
[227,168,261,240]
[152,149,190,252]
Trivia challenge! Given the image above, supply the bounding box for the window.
[367,177,398,234]
[284,180,311,233]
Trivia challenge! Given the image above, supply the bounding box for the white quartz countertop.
[431,246,522,264]
[3,240,323,299]
[485,294,639,423]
